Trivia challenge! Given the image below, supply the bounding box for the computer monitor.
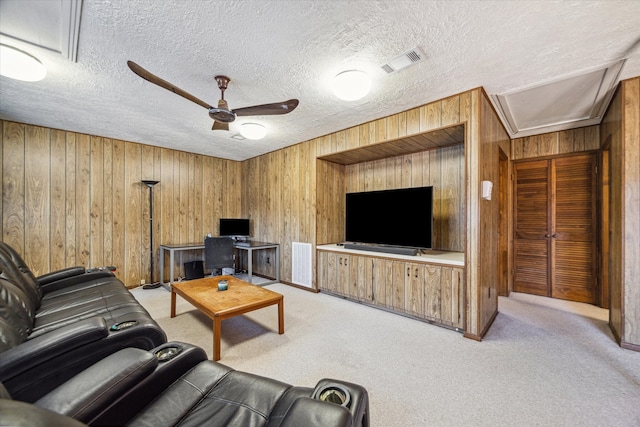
[219,218,250,239]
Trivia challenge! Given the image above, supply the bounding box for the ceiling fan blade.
[127,61,212,110]
[212,121,229,131]
[233,99,299,117]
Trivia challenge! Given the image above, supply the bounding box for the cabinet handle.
[552,233,558,238]
[339,258,342,265]
[415,268,419,278]
[407,267,410,277]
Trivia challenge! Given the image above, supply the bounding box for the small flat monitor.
[219,218,250,238]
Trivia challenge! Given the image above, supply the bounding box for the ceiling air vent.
[381,47,425,74]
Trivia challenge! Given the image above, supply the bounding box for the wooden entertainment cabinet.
[317,244,465,331]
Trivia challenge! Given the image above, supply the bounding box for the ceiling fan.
[127,61,299,131]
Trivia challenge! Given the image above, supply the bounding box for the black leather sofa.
[0,341,370,427]
[0,241,167,402]
[0,241,370,426]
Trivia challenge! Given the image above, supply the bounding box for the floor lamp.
[142,180,161,289]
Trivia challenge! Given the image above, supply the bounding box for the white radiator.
[292,242,312,288]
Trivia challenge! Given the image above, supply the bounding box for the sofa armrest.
[35,347,158,423]
[311,379,370,427]
[88,342,208,426]
[36,266,87,286]
[0,399,88,427]
[280,397,353,427]
[0,317,108,382]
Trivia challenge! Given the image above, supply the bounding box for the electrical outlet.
[140,279,145,285]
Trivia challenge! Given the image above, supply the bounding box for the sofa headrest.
[0,243,41,310]
[0,279,34,351]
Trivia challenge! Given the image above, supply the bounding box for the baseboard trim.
[621,341,640,352]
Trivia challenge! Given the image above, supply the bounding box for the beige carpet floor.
[131,282,640,426]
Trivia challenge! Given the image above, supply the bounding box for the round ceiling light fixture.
[0,44,47,82]
[332,70,371,101]
[240,123,267,140]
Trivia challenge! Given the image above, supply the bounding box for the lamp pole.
[142,180,160,289]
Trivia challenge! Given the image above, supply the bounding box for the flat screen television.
[345,186,433,249]
[219,218,250,238]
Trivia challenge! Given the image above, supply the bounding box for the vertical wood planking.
[112,139,125,281]
[103,139,114,267]
[65,132,77,266]
[76,134,91,267]
[513,125,600,160]
[0,120,243,286]
[90,136,104,268]
[50,130,66,271]
[24,126,50,273]
[124,142,142,285]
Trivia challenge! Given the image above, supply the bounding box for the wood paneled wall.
[511,126,600,160]
[244,93,473,284]
[242,142,317,282]
[2,86,510,341]
[602,76,640,350]
[343,145,465,252]
[1,120,242,287]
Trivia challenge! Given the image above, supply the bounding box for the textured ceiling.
[1,0,639,161]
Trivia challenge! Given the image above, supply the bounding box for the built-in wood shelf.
[317,123,465,165]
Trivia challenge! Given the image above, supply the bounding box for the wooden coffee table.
[170,275,284,361]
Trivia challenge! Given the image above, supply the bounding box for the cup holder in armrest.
[312,383,351,408]
[154,345,183,362]
[110,320,138,331]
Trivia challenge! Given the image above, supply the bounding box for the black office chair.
[204,237,235,276]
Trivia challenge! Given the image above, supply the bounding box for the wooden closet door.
[513,154,597,304]
[551,154,597,303]
[513,160,550,296]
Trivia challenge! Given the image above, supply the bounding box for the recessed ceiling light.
[332,70,371,101]
[0,44,47,82]
[240,123,267,140]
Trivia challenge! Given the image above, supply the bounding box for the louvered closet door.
[514,160,550,296]
[513,154,597,304]
[551,154,597,303]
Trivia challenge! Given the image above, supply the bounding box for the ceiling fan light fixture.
[240,123,267,140]
[0,44,47,82]
[332,70,371,101]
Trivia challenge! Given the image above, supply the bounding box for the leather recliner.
[0,341,370,427]
[0,241,167,402]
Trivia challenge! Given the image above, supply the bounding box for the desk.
[159,243,204,288]
[159,241,280,287]
[234,241,280,285]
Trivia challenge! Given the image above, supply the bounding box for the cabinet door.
[358,256,374,302]
[424,264,442,321]
[451,267,465,329]
[405,263,424,317]
[317,251,329,291]
[336,254,350,296]
[384,259,395,309]
[347,254,360,298]
[371,257,387,307]
[391,261,406,311]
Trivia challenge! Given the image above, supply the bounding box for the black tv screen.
[219,218,250,237]
[345,187,433,249]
